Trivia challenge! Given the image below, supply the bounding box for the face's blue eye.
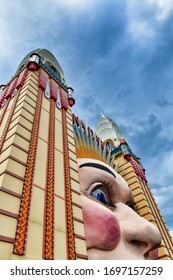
[91,188,109,205]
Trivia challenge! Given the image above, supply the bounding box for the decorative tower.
[1,49,173,261]
[95,113,173,260]
[0,49,87,260]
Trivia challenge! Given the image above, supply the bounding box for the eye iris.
[91,188,108,205]
[97,192,108,205]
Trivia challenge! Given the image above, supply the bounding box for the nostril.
[129,223,162,259]
[131,240,148,254]
[130,240,159,260]
[131,240,148,248]
[143,239,161,259]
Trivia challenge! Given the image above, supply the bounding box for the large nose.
[119,203,162,258]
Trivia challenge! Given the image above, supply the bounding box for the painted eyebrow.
[79,162,116,178]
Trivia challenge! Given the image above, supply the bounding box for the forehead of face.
[77,158,131,203]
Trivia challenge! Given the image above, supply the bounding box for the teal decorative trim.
[39,60,67,89]
[110,146,121,156]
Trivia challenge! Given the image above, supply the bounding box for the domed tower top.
[16,48,66,85]
[95,113,126,143]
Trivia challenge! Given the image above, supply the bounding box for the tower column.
[13,86,42,255]
[62,108,76,260]
[0,49,87,260]
[44,98,55,260]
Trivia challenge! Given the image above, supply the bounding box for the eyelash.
[90,180,117,211]
[126,202,137,211]
[90,180,137,212]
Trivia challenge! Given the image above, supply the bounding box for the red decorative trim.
[13,89,42,255]
[27,53,40,72]
[27,62,39,71]
[0,209,19,219]
[5,77,18,100]
[1,142,28,157]
[0,170,24,182]
[0,86,8,107]
[43,98,55,260]
[16,69,29,89]
[0,155,27,167]
[62,109,76,260]
[0,235,15,244]
[4,131,30,146]
[124,154,131,161]
[68,139,76,147]
[70,167,78,174]
[130,157,147,183]
[38,68,49,91]
[0,98,10,125]
[0,88,20,153]
[50,79,58,101]
[16,122,32,133]
[68,98,75,107]
[0,187,22,199]
[69,157,77,164]
[74,233,86,241]
[60,89,68,111]
[76,253,88,260]
[66,114,73,122]
[70,177,80,184]
[73,217,84,224]
[71,188,81,196]
[72,202,82,209]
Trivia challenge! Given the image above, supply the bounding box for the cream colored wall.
[0,71,39,260]
[0,69,87,260]
[66,109,87,259]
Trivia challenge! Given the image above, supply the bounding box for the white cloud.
[56,0,91,9]
[161,152,173,179]
[146,0,173,21]
[126,0,157,44]
[158,122,173,141]
[0,0,68,82]
[128,20,155,43]
[152,185,173,206]
[148,150,173,187]
[0,18,12,58]
[151,185,173,238]
[126,0,173,45]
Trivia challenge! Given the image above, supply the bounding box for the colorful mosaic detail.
[16,69,28,89]
[72,115,115,168]
[0,77,18,107]
[130,157,147,183]
[0,88,19,152]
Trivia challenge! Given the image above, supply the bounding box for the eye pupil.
[91,188,109,205]
[97,192,108,204]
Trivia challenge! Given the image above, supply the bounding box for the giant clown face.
[77,158,161,260]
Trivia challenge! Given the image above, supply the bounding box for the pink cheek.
[82,200,121,250]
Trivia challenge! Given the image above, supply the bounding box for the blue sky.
[0,0,173,238]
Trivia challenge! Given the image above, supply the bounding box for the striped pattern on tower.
[13,87,43,255]
[65,109,88,260]
[44,98,55,260]
[0,70,39,259]
[114,155,173,260]
[0,63,87,260]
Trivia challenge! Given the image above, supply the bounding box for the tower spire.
[95,113,126,143]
